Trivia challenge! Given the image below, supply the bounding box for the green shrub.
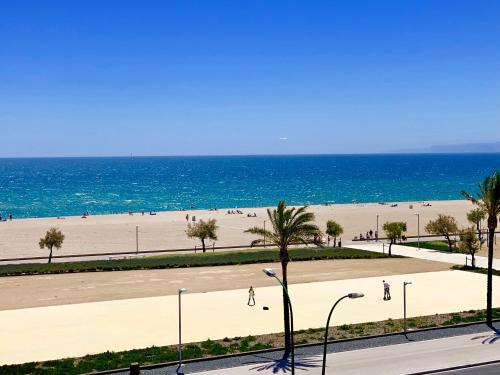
[0,247,395,277]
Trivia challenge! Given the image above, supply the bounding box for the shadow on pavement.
[242,353,321,373]
[470,328,500,344]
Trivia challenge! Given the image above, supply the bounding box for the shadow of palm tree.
[243,354,321,373]
[470,328,500,344]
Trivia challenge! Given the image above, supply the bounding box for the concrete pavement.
[1,270,498,365]
[348,242,500,270]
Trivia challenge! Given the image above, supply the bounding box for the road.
[433,362,500,374]
[194,332,500,375]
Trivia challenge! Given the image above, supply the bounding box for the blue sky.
[1,1,499,157]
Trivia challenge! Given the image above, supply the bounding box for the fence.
[0,231,497,264]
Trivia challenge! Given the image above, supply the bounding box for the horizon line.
[1,151,500,159]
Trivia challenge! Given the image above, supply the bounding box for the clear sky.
[1,1,499,157]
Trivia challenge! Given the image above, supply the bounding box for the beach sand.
[0,199,486,261]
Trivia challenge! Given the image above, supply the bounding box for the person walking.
[383,280,391,300]
[247,286,256,306]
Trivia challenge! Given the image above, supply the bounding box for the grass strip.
[453,265,500,277]
[1,307,498,375]
[404,241,454,252]
[0,247,396,277]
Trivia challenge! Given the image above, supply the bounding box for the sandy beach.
[0,199,483,261]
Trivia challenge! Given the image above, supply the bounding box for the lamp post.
[176,288,187,374]
[321,292,364,375]
[262,268,294,375]
[263,220,266,247]
[135,225,139,254]
[403,282,412,334]
[414,214,420,250]
[376,215,379,242]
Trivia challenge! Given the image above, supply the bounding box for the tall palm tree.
[462,171,500,327]
[245,201,321,356]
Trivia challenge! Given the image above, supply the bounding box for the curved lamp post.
[176,288,187,375]
[263,268,295,375]
[403,281,412,334]
[322,292,364,375]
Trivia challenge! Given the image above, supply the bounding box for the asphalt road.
[431,362,500,374]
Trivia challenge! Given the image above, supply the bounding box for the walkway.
[1,270,498,365]
[349,242,500,270]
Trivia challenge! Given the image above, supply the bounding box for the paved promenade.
[349,242,500,270]
[1,270,498,365]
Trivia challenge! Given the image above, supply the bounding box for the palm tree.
[462,171,500,327]
[245,201,321,357]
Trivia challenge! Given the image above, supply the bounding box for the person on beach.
[248,286,256,306]
[383,280,391,300]
[185,213,189,222]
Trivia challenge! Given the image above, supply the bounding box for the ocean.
[0,154,499,219]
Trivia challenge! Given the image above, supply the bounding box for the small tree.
[467,207,486,249]
[424,214,458,252]
[39,227,65,263]
[382,221,407,256]
[458,227,480,269]
[326,220,343,247]
[186,219,218,253]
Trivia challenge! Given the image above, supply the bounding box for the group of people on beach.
[227,209,244,215]
[0,213,13,221]
[353,229,378,241]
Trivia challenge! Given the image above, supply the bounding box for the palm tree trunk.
[486,218,496,327]
[281,250,292,358]
[477,221,483,250]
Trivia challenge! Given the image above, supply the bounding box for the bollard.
[129,362,140,375]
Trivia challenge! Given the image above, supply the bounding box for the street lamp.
[322,292,364,375]
[263,220,266,247]
[262,268,295,375]
[135,225,139,254]
[414,214,420,250]
[403,282,412,334]
[176,288,187,375]
[376,215,379,242]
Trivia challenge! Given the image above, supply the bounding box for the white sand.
[0,270,498,364]
[0,200,476,260]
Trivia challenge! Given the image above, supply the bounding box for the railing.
[0,231,497,264]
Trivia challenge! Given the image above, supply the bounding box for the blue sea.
[0,154,499,219]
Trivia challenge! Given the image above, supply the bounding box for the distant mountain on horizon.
[392,141,500,154]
